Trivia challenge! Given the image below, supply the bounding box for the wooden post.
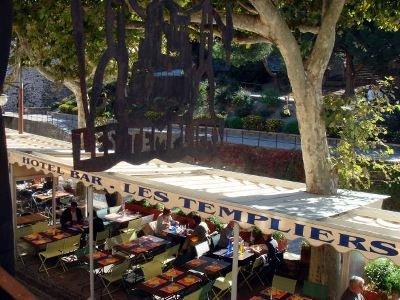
[231,222,240,300]
[87,186,95,300]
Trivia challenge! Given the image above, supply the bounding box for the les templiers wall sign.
[14,153,400,264]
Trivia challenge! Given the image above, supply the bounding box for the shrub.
[233,88,253,117]
[242,115,265,131]
[272,231,286,241]
[226,116,244,129]
[261,88,280,107]
[387,267,400,293]
[265,119,283,132]
[365,258,396,292]
[283,120,299,134]
[59,103,77,115]
[206,216,224,232]
[144,110,164,121]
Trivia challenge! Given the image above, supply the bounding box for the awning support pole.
[87,186,94,300]
[231,222,239,300]
[52,175,57,227]
[9,164,16,259]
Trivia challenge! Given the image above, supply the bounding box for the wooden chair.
[213,271,234,299]
[241,256,265,291]
[95,228,110,247]
[184,281,213,300]
[141,260,163,280]
[195,241,210,258]
[120,218,142,234]
[153,244,180,268]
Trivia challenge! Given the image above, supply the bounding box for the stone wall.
[4,116,71,142]
[4,67,71,112]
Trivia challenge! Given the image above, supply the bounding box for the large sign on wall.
[11,152,400,264]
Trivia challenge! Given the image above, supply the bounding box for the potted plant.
[387,267,400,300]
[206,216,224,233]
[272,231,288,252]
[300,240,311,264]
[364,258,393,300]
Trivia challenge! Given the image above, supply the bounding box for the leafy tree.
[12,0,140,127]
[325,79,400,189]
[213,41,273,68]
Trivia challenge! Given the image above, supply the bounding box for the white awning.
[6,129,400,264]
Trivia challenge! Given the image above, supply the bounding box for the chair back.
[302,280,328,300]
[109,205,121,214]
[141,260,163,280]
[16,225,34,240]
[96,208,108,219]
[46,239,65,253]
[31,221,49,233]
[96,229,110,242]
[127,219,142,231]
[184,281,213,300]
[272,275,297,294]
[109,260,130,280]
[120,231,137,243]
[195,241,210,258]
[210,233,221,250]
[252,256,264,272]
[75,246,90,259]
[165,244,180,258]
[63,234,81,253]
[141,214,154,225]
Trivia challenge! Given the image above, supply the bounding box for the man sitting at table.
[155,208,177,236]
[61,201,83,228]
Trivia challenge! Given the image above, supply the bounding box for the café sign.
[16,154,400,264]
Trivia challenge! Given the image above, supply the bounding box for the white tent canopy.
[6,129,400,265]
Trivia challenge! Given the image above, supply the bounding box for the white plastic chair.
[195,241,210,258]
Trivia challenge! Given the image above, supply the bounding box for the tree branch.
[125,0,146,19]
[125,20,145,30]
[298,25,319,34]
[237,1,258,15]
[306,0,345,80]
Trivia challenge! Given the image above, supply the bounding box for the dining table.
[21,227,77,248]
[83,250,126,273]
[17,213,47,226]
[115,235,169,259]
[34,191,72,202]
[181,256,231,279]
[104,211,141,224]
[212,247,255,266]
[135,267,206,299]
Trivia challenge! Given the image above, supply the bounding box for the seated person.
[175,214,209,266]
[260,234,281,284]
[155,208,177,236]
[93,210,105,240]
[192,214,209,243]
[60,201,83,228]
[217,221,235,249]
[341,276,365,300]
[42,177,53,191]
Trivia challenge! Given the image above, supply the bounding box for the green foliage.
[386,268,400,293]
[272,231,286,241]
[265,119,284,132]
[153,202,165,211]
[282,120,299,134]
[144,110,164,121]
[213,41,273,68]
[365,258,396,292]
[261,89,280,108]
[231,88,253,117]
[194,81,210,118]
[206,216,224,232]
[171,207,186,216]
[225,116,243,129]
[242,115,265,131]
[325,79,400,190]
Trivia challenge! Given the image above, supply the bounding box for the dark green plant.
[386,267,400,293]
[206,216,224,232]
[272,231,286,241]
[365,258,395,292]
[225,116,244,129]
[232,88,253,117]
[252,226,262,236]
[153,202,165,211]
[140,199,152,208]
[144,110,164,121]
[242,115,265,131]
[265,119,284,132]
[261,88,280,107]
[282,120,299,134]
[171,207,187,216]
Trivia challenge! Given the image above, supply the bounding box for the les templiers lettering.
[21,157,399,259]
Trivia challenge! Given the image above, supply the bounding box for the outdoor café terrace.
[6,129,400,299]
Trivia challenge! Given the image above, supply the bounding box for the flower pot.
[277,238,288,252]
[205,220,216,233]
[363,290,388,300]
